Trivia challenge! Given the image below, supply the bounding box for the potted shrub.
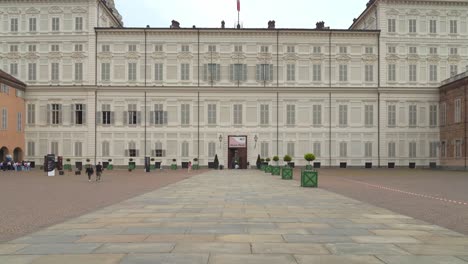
[265,158,272,173]
[107,159,113,170]
[260,158,267,171]
[64,158,72,171]
[282,155,293,180]
[213,154,219,170]
[128,158,135,171]
[256,154,261,169]
[271,156,280,175]
[193,158,199,170]
[150,158,156,170]
[171,158,177,170]
[301,153,318,188]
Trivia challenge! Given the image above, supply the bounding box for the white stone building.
[0,0,467,168]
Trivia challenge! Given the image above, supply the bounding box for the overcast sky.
[114,0,369,29]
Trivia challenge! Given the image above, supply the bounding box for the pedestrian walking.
[187,161,192,173]
[96,162,103,182]
[85,164,94,182]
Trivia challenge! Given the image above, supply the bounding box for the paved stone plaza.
[1,170,468,264]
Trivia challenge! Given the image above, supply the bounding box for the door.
[228,136,248,169]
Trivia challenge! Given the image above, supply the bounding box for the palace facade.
[0,0,467,168]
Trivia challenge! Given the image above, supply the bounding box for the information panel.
[229,136,247,148]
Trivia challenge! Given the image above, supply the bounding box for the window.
[181,142,189,157]
[181,64,190,80]
[52,17,60,31]
[409,105,417,127]
[287,142,295,157]
[409,47,417,54]
[208,45,216,52]
[440,103,446,126]
[27,142,35,157]
[260,104,269,125]
[75,44,83,52]
[51,44,60,52]
[10,63,18,77]
[127,63,137,81]
[102,45,110,52]
[28,45,36,52]
[10,45,18,52]
[155,63,163,81]
[365,47,373,54]
[388,19,396,33]
[128,44,137,52]
[1,108,7,130]
[450,20,458,34]
[409,64,417,82]
[233,104,242,125]
[127,104,138,125]
[450,65,458,77]
[234,45,243,52]
[102,104,112,125]
[313,105,322,126]
[261,142,269,158]
[207,104,216,125]
[429,142,438,158]
[29,18,37,32]
[287,46,295,53]
[260,46,269,53]
[365,65,373,82]
[181,45,189,52]
[441,141,446,158]
[51,63,60,81]
[27,104,35,125]
[153,104,167,125]
[313,64,321,81]
[0,84,8,94]
[75,63,83,81]
[409,142,417,158]
[286,105,295,125]
[313,142,321,157]
[455,140,462,158]
[50,104,62,125]
[388,46,396,54]
[339,105,348,126]
[429,65,438,82]
[339,46,347,54]
[230,64,247,82]
[208,142,216,157]
[450,48,458,55]
[455,99,462,123]
[102,141,110,157]
[313,46,321,54]
[365,142,372,157]
[388,64,396,82]
[388,142,396,158]
[429,47,437,55]
[74,142,82,157]
[154,44,163,52]
[339,142,347,157]
[339,65,348,82]
[181,104,190,125]
[75,17,83,31]
[51,142,59,155]
[127,142,137,157]
[155,142,164,157]
[101,63,110,81]
[203,64,220,82]
[28,63,37,81]
[365,105,373,126]
[11,18,18,32]
[388,105,396,127]
[73,104,85,125]
[409,19,416,33]
[429,105,437,127]
[429,20,437,33]
[256,64,273,82]
[286,64,296,81]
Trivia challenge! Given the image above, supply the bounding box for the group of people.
[85,162,103,182]
[1,160,31,171]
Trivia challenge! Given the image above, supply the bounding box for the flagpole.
[237,0,240,29]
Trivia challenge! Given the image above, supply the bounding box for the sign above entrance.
[229,136,247,148]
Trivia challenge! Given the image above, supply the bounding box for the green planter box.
[265,165,273,173]
[305,164,313,170]
[150,165,156,170]
[193,164,200,170]
[64,164,72,171]
[301,170,318,188]
[281,167,293,180]
[128,162,136,170]
[107,164,114,170]
[171,164,177,170]
[272,166,281,176]
[260,165,267,171]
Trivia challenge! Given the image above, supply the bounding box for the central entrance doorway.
[228,135,248,169]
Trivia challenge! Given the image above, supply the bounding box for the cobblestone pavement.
[292,168,468,235]
[0,168,205,242]
[1,170,468,263]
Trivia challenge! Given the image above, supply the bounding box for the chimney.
[316,21,325,30]
[268,20,275,29]
[170,20,180,29]
[221,20,225,29]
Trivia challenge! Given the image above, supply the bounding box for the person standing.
[85,164,94,182]
[187,161,192,173]
[96,162,103,182]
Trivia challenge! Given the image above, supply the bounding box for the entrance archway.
[228,136,248,169]
[13,148,23,162]
[0,147,9,162]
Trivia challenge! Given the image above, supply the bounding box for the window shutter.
[136,149,139,157]
[216,64,221,81]
[270,64,274,81]
[110,112,115,124]
[58,105,63,124]
[256,65,260,81]
[82,104,87,124]
[162,150,166,157]
[203,64,207,81]
[229,64,233,81]
[151,150,155,157]
[47,104,51,124]
[123,111,128,125]
[137,111,141,125]
[125,149,129,157]
[164,111,168,124]
[243,64,247,81]
[96,111,101,125]
[70,104,75,125]
[150,111,154,124]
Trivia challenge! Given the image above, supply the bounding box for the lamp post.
[219,134,223,149]
[254,134,258,149]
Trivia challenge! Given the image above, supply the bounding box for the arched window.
[155,142,164,157]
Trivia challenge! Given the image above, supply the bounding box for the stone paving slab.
[1,170,468,263]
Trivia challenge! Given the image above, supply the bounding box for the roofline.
[349,0,378,29]
[97,0,123,28]
[95,27,380,34]
[0,70,26,92]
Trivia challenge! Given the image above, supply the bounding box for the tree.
[304,153,316,164]
[214,154,219,169]
[256,154,261,169]
[273,156,279,165]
